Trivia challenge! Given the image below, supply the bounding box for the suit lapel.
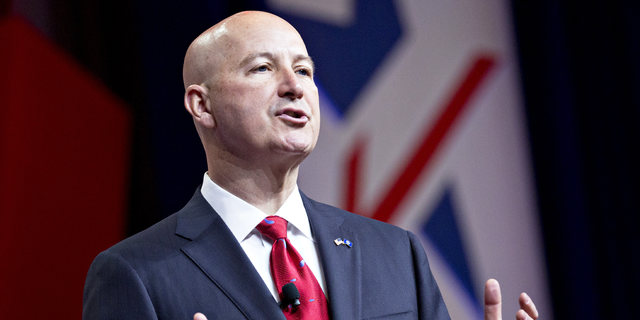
[176,189,285,320]
[175,189,363,319]
[304,193,362,320]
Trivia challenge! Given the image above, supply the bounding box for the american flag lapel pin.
[333,238,353,248]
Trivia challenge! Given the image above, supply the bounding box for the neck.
[206,155,301,215]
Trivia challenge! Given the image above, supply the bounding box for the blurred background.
[1,0,639,319]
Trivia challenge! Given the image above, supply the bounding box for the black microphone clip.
[279,283,301,309]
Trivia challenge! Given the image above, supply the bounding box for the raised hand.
[516,291,538,320]
[484,279,538,320]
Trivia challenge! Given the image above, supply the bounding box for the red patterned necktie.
[256,216,330,320]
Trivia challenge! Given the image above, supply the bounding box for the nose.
[277,69,304,100]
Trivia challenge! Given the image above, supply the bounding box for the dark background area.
[2,0,639,319]
[512,1,640,319]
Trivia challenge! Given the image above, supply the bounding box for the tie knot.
[256,216,288,241]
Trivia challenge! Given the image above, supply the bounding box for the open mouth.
[284,110,304,119]
[277,108,309,124]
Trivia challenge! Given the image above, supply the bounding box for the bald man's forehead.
[183,11,309,88]
[218,21,307,58]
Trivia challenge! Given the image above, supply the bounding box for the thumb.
[194,312,208,320]
[484,279,502,320]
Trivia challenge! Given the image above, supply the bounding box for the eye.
[296,68,312,77]
[250,63,272,73]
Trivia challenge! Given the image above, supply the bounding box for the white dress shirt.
[200,173,327,302]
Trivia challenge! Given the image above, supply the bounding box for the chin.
[282,146,313,156]
[280,135,316,153]
[273,143,314,160]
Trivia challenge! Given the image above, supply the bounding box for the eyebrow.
[238,51,315,71]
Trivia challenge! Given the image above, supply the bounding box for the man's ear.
[184,84,215,128]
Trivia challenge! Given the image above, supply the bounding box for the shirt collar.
[200,173,313,243]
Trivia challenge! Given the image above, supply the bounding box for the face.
[204,15,320,165]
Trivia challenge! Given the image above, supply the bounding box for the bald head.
[182,10,319,179]
[182,11,305,89]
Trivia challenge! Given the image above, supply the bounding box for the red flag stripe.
[347,55,496,223]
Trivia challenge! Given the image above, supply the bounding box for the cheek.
[306,85,320,111]
[226,83,271,110]
[307,93,321,127]
[214,87,257,117]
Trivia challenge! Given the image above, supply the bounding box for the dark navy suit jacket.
[83,189,450,320]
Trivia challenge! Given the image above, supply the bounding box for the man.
[83,11,539,320]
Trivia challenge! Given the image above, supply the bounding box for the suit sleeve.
[83,250,159,320]
[407,231,451,320]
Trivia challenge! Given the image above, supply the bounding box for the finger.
[518,293,538,319]
[516,309,531,320]
[484,279,502,320]
[194,312,208,320]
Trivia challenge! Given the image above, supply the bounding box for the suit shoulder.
[104,188,212,256]
[102,211,181,258]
